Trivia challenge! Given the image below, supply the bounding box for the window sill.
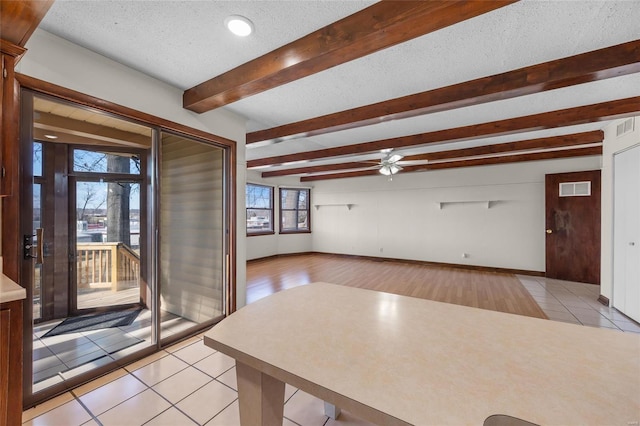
[247,231,275,237]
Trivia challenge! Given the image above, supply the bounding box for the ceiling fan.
[370,150,430,179]
[378,152,404,176]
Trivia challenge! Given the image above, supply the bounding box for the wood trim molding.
[0,39,27,60]
[597,295,610,307]
[247,251,546,278]
[183,0,516,112]
[300,145,602,181]
[260,130,603,178]
[16,73,236,148]
[247,40,640,145]
[0,0,54,47]
[248,97,638,168]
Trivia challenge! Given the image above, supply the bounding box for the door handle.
[546,229,553,234]
[35,228,44,264]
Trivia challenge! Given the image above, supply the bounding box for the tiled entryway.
[23,277,639,426]
[517,275,640,333]
[32,309,197,392]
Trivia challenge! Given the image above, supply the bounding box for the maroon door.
[545,170,601,284]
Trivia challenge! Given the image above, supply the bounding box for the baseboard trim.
[247,252,315,263]
[248,251,545,277]
[597,295,610,307]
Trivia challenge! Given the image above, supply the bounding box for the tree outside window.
[72,148,141,250]
[280,188,310,233]
[246,184,274,235]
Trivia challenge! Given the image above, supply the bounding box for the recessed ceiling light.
[224,15,254,37]
[44,134,58,139]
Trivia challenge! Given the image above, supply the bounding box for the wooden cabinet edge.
[0,299,24,426]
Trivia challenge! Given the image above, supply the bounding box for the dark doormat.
[42,308,142,338]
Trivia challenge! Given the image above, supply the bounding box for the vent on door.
[616,118,634,137]
[559,181,591,197]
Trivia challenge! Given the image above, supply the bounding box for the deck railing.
[76,242,140,292]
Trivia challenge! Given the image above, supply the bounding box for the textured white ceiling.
[39,0,375,90]
[38,0,640,170]
[234,0,640,131]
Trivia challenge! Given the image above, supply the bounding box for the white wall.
[246,171,313,260]
[601,117,640,301]
[309,157,601,272]
[18,30,249,308]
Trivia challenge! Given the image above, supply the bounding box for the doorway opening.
[22,91,232,407]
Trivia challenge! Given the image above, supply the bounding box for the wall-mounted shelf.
[314,204,354,210]
[436,200,498,210]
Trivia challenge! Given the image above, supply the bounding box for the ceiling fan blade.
[388,154,404,163]
[396,159,429,166]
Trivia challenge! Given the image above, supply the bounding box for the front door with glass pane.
[32,143,147,321]
[72,148,146,312]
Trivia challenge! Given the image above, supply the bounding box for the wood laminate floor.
[246,253,548,319]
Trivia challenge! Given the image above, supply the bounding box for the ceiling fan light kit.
[378,152,403,176]
[379,163,402,176]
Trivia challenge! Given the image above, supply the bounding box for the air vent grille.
[616,118,634,137]
[559,181,591,197]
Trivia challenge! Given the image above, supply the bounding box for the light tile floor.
[22,277,640,426]
[516,275,640,333]
[32,309,197,391]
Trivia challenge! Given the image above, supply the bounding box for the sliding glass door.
[19,88,233,408]
[158,131,227,341]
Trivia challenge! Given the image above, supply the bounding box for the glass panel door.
[159,131,227,341]
[20,89,233,408]
[22,92,156,403]
[75,180,142,310]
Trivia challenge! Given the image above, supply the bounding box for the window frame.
[279,187,311,234]
[246,183,275,236]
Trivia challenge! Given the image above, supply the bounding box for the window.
[246,184,274,235]
[73,149,141,174]
[280,188,310,233]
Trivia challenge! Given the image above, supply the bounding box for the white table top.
[0,262,26,303]
[204,282,640,425]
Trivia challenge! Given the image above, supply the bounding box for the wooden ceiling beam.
[403,130,603,162]
[300,146,603,181]
[259,130,603,177]
[248,40,640,145]
[260,161,373,178]
[247,96,640,168]
[0,0,54,47]
[183,0,517,113]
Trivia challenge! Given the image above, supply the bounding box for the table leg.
[324,401,341,420]
[236,361,285,425]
